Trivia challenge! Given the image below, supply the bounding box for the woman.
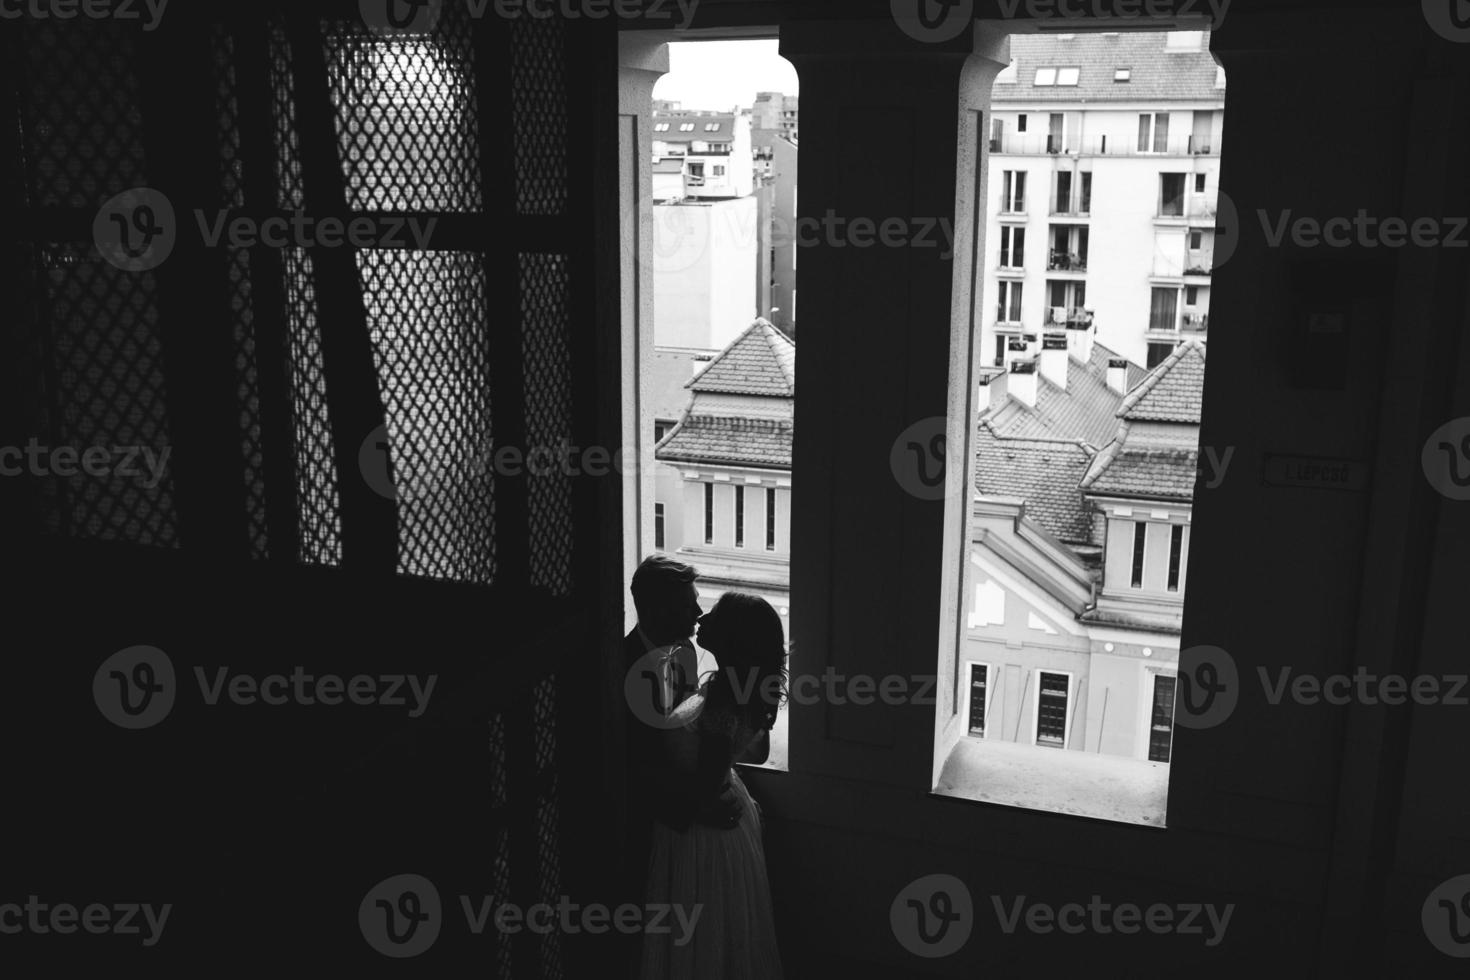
[639,593,787,980]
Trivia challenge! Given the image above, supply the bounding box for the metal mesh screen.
[511,17,569,216]
[531,673,565,978]
[357,249,496,583]
[281,245,343,566]
[324,13,483,213]
[520,253,576,596]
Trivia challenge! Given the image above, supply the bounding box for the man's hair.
[629,552,696,605]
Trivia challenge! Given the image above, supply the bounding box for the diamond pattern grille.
[511,17,569,216]
[519,253,575,596]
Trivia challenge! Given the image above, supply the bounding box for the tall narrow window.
[1000,226,1025,268]
[1138,112,1169,153]
[704,483,714,545]
[1150,287,1178,332]
[734,485,745,548]
[1148,674,1177,763]
[1002,170,1026,212]
[1131,521,1147,588]
[1167,524,1184,591]
[1159,173,1185,216]
[997,281,1023,323]
[1036,672,1069,748]
[1079,171,1092,214]
[968,664,990,737]
[655,503,665,550]
[766,488,777,551]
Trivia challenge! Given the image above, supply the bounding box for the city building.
[654,317,794,623]
[651,109,754,199]
[751,90,798,141]
[981,30,1225,370]
[940,326,1204,824]
[754,131,798,337]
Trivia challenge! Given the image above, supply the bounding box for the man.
[621,556,742,969]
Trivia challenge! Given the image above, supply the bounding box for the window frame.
[1031,669,1075,749]
[964,660,993,739]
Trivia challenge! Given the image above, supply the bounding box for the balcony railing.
[1182,313,1209,333]
[1047,251,1087,272]
[1046,306,1094,328]
[988,133,1221,157]
[1050,195,1091,217]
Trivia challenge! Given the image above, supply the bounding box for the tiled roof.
[1118,340,1205,423]
[657,415,792,470]
[1082,445,1199,501]
[993,31,1222,104]
[973,429,1095,543]
[689,319,795,397]
[652,112,736,143]
[983,340,1140,450]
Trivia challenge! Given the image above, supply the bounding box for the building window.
[1036,671,1070,748]
[1114,67,1131,82]
[967,663,990,737]
[999,226,1025,268]
[1148,674,1177,763]
[1034,67,1056,86]
[1131,521,1147,588]
[1001,170,1026,212]
[1189,230,1203,249]
[1185,285,1199,306]
[1159,173,1185,216]
[1147,342,1172,369]
[1168,524,1184,591]
[1195,173,1206,194]
[1150,287,1178,332]
[654,420,674,443]
[654,122,670,132]
[735,485,745,548]
[655,503,665,550]
[1138,112,1169,154]
[1016,113,1027,133]
[704,122,720,131]
[1056,67,1079,85]
[713,164,726,177]
[704,483,714,545]
[679,122,695,132]
[766,488,777,551]
[997,280,1023,324]
[994,334,1007,367]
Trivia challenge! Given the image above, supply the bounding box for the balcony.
[1182,313,1209,334]
[1049,196,1091,218]
[1046,306,1094,329]
[1047,251,1087,273]
[989,133,1221,157]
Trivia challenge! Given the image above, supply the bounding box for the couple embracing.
[622,555,785,979]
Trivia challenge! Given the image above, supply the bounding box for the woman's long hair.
[705,593,788,732]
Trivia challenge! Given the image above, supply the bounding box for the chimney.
[1107,357,1129,394]
[976,370,1001,416]
[1067,317,1095,364]
[1003,335,1029,371]
[1040,334,1069,390]
[1009,358,1038,408]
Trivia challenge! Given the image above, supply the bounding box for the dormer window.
[654,122,670,131]
[1114,68,1131,82]
[679,123,695,132]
